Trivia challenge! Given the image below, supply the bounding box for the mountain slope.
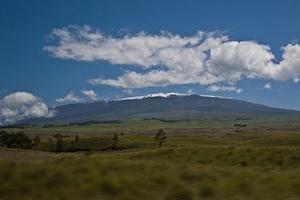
[22,93,300,124]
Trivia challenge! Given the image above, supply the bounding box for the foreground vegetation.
[1,119,300,200]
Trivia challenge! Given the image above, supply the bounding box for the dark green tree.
[33,135,41,149]
[154,129,167,148]
[48,138,54,152]
[75,134,79,144]
[53,133,64,152]
[112,133,119,149]
[0,130,8,147]
[69,134,80,151]
[0,131,32,149]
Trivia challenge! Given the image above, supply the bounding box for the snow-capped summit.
[117,92,231,101]
[118,92,190,100]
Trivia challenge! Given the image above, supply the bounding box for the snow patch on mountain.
[199,95,232,99]
[117,92,231,101]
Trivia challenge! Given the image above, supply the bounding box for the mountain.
[22,93,300,124]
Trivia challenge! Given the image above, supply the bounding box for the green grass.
[1,119,300,199]
[6,117,300,137]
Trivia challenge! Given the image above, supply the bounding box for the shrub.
[112,133,119,149]
[33,135,41,149]
[0,131,32,149]
[53,133,65,152]
[154,129,167,148]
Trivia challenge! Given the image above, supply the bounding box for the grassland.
[1,118,300,200]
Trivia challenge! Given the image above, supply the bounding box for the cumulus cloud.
[207,85,243,93]
[56,90,100,104]
[81,89,98,101]
[44,25,300,90]
[56,91,82,104]
[264,83,272,90]
[0,92,54,125]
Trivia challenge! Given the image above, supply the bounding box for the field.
[1,118,300,200]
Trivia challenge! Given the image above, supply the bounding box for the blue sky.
[1,0,300,110]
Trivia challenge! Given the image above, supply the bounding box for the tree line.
[0,129,167,152]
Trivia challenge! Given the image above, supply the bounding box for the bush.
[234,124,247,128]
[154,129,167,148]
[53,133,65,152]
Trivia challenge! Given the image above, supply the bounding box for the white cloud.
[122,89,134,95]
[56,91,82,104]
[0,92,54,125]
[207,85,243,93]
[81,89,98,101]
[264,83,272,90]
[44,26,300,90]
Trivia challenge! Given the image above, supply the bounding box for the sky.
[0,0,300,124]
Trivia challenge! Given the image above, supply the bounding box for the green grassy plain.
[1,118,300,200]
